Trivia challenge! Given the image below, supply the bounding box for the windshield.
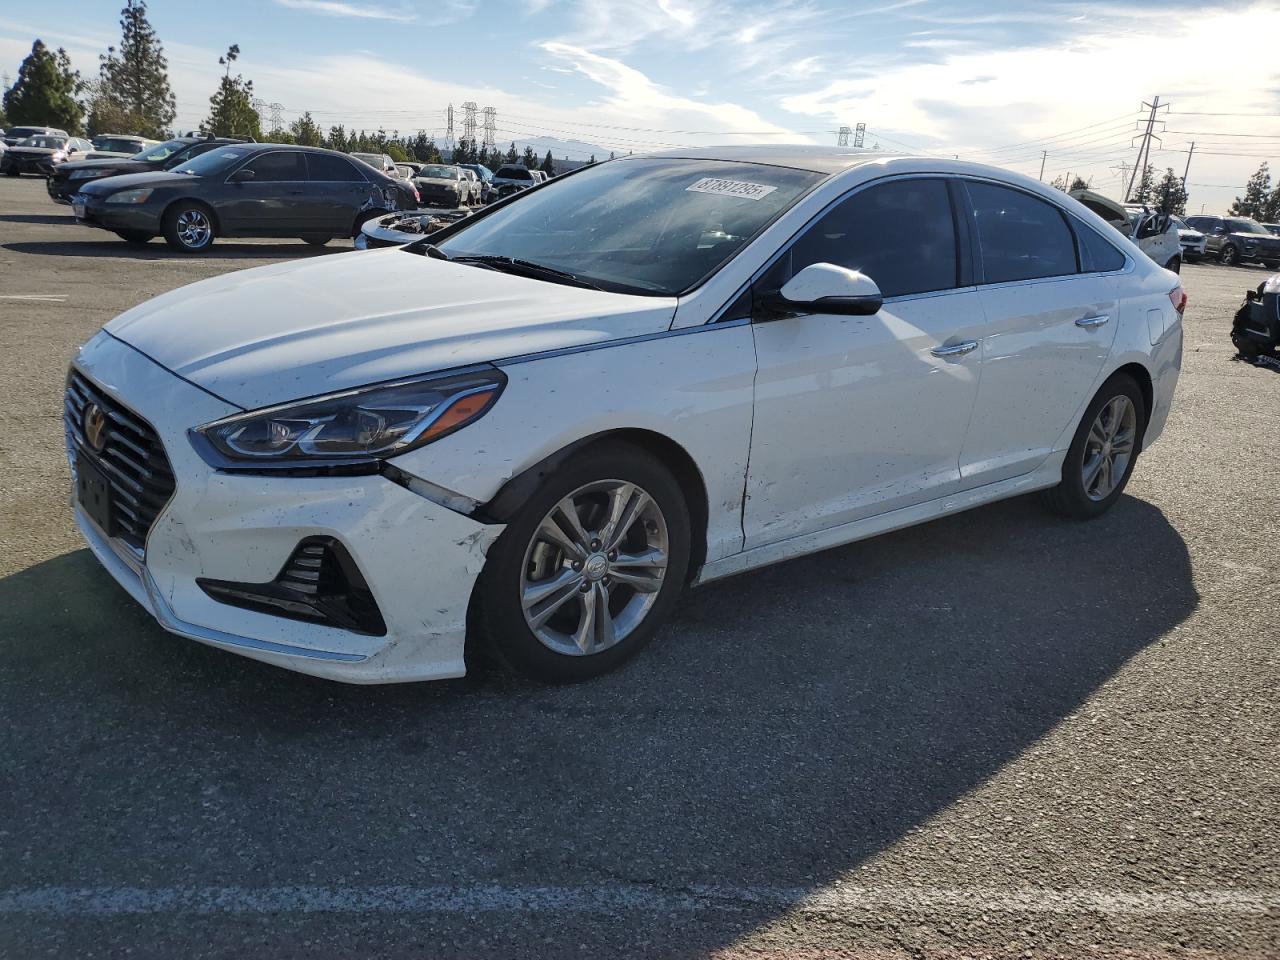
[136,139,188,162]
[171,147,254,176]
[1227,218,1269,235]
[351,153,385,166]
[420,165,458,179]
[435,158,822,295]
[93,137,141,153]
[19,136,65,149]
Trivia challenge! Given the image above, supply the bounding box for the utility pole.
[1126,95,1167,202]
[445,104,454,151]
[1182,141,1195,186]
[1039,150,1047,181]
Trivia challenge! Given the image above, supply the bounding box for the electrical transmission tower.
[1111,161,1132,193]
[482,106,496,150]
[461,101,478,143]
[837,126,851,146]
[445,104,454,149]
[251,97,266,121]
[270,102,284,132]
[853,123,866,148]
[1125,96,1168,202]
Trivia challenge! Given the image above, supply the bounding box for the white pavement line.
[0,884,1275,917]
[0,294,67,301]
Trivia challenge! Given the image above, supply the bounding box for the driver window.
[787,178,959,298]
[243,151,306,182]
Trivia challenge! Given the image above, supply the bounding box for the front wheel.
[1221,244,1240,266]
[1041,374,1146,520]
[1165,256,1181,274]
[162,203,215,253]
[472,441,691,682]
[299,234,331,246]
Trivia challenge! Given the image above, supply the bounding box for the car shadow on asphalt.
[0,492,1197,955]
[0,213,73,225]
[1,239,350,260]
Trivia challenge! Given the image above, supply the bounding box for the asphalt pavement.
[0,175,1277,959]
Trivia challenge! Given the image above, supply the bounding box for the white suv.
[67,148,1183,684]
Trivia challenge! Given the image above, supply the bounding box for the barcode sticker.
[686,177,778,201]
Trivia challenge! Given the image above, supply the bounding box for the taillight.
[1168,285,1187,315]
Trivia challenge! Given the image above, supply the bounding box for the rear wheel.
[162,203,215,253]
[1221,244,1240,266]
[1041,374,1145,520]
[114,229,152,245]
[473,441,691,682]
[299,234,331,246]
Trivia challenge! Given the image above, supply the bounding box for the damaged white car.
[67,148,1183,683]
[1071,188,1183,272]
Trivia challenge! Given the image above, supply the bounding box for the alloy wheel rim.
[177,209,211,248]
[520,479,669,657]
[1081,395,1137,501]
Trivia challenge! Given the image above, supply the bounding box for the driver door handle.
[1076,315,1110,328]
[930,340,979,358]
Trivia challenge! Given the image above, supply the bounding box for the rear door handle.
[930,340,979,358]
[1075,315,1110,328]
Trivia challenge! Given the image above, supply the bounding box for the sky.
[2,0,1279,212]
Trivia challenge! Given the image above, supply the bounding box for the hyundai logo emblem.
[83,402,108,452]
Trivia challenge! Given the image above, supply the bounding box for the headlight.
[191,368,506,471]
[51,150,66,161]
[105,188,154,204]
[69,169,105,180]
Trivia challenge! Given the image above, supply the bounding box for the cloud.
[273,0,420,24]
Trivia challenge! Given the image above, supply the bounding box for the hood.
[7,146,57,157]
[79,170,192,195]
[54,158,151,176]
[1068,189,1129,225]
[86,150,136,159]
[105,248,677,409]
[1177,228,1204,240]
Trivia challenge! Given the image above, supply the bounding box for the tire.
[351,208,386,238]
[161,202,215,253]
[299,235,331,246]
[1264,261,1280,270]
[472,440,691,682]
[114,230,152,245]
[1041,373,1146,520]
[1221,244,1240,266]
[4,169,18,177]
[1165,256,1181,274]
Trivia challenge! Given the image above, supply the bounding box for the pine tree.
[587,154,596,164]
[1130,163,1156,204]
[327,124,348,152]
[540,150,555,177]
[88,1,176,138]
[1151,167,1188,215]
[1230,163,1272,219]
[1263,185,1280,224]
[521,144,538,169]
[201,45,261,140]
[3,40,84,132]
[290,110,324,146]
[505,141,519,164]
[1069,176,1090,192]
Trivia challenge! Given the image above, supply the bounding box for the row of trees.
[1229,163,1280,223]
[2,2,569,177]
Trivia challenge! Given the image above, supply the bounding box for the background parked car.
[1070,189,1182,270]
[1,124,67,147]
[47,136,249,204]
[72,143,407,252]
[1170,216,1208,263]
[1184,215,1280,267]
[491,163,535,198]
[410,163,471,208]
[0,134,92,176]
[350,152,398,177]
[1262,222,1280,237]
[87,134,156,159]
[459,168,482,204]
[457,162,495,202]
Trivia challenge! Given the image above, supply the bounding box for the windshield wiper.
[404,240,451,260]
[449,255,603,291]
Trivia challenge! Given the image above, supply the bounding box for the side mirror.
[1213,226,1227,235]
[769,262,884,316]
[229,167,255,183]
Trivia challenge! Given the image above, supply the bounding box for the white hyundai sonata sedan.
[66,147,1184,683]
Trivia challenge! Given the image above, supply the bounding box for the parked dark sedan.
[48,135,246,204]
[1185,215,1280,268]
[1,134,91,175]
[72,143,407,252]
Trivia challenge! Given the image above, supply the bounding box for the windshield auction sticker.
[686,177,778,201]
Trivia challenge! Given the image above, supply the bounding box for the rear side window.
[789,178,958,298]
[243,151,306,181]
[308,153,363,181]
[1075,221,1126,273]
[967,181,1078,284]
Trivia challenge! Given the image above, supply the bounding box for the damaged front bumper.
[69,332,503,683]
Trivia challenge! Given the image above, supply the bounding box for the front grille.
[65,370,176,550]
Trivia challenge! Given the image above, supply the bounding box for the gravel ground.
[0,175,1277,959]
